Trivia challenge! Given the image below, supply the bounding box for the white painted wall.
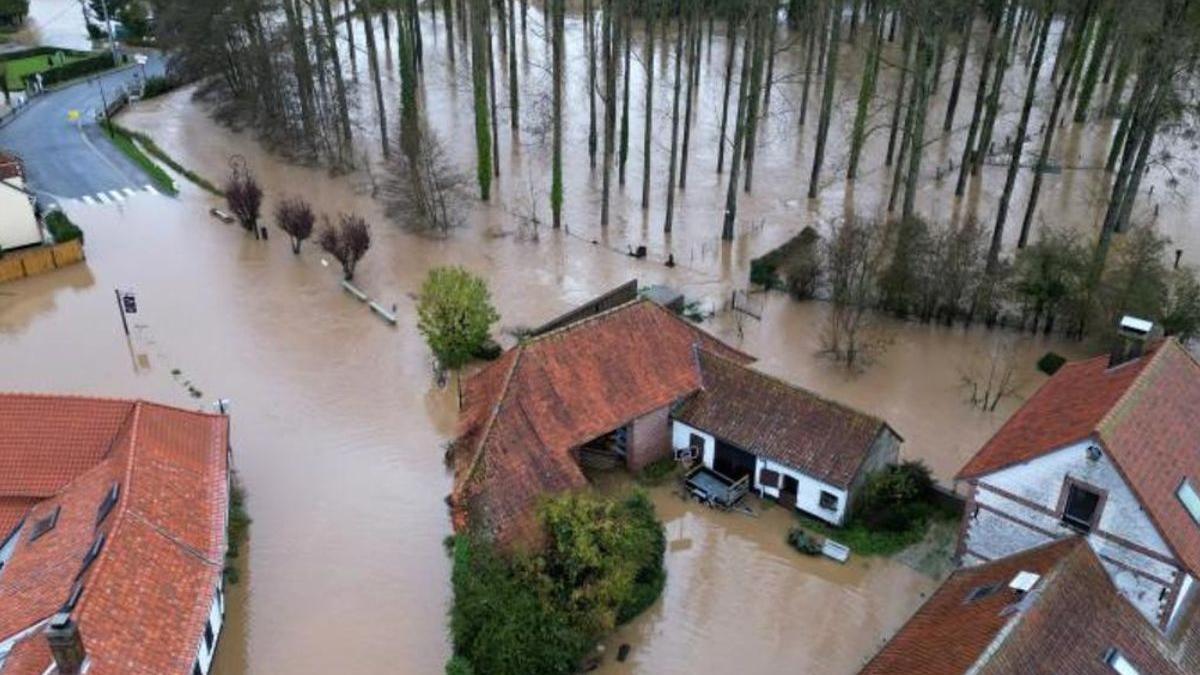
[193,580,224,675]
[962,439,1183,625]
[0,177,40,250]
[671,420,848,525]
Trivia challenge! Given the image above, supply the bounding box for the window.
[78,534,105,578]
[819,491,839,511]
[1062,483,1102,533]
[28,506,60,542]
[759,469,780,489]
[96,483,120,527]
[62,581,84,612]
[964,584,1000,604]
[1178,479,1200,526]
[1103,648,1140,675]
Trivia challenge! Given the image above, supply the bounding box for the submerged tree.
[274,197,316,253]
[416,265,500,371]
[319,213,371,280]
[224,163,264,238]
[823,216,889,371]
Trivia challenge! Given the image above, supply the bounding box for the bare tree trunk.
[680,4,699,189]
[799,5,816,127]
[344,0,359,76]
[600,0,617,226]
[469,0,491,198]
[586,0,597,168]
[664,2,685,232]
[943,9,972,132]
[974,0,1019,177]
[507,0,519,132]
[1073,1,1109,122]
[901,34,934,221]
[723,11,755,241]
[885,24,912,168]
[987,11,1051,274]
[807,3,841,199]
[486,3,500,177]
[360,0,390,158]
[955,3,1002,195]
[641,7,655,209]
[847,5,883,181]
[716,18,738,173]
[618,2,631,185]
[742,7,767,193]
[551,0,563,226]
[320,0,354,161]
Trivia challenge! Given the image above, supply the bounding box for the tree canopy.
[416,266,499,370]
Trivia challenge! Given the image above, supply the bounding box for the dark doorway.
[713,440,756,483]
[779,475,799,507]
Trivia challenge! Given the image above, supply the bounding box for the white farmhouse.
[956,336,1200,632]
[0,153,41,251]
[671,350,901,526]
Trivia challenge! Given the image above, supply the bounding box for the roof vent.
[1009,571,1040,593]
[1109,316,1160,368]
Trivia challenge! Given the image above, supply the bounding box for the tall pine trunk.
[641,8,655,209]
[469,0,491,198]
[551,0,563,226]
[601,0,617,225]
[807,3,841,199]
[664,4,685,232]
[974,0,1019,177]
[955,5,1001,196]
[716,18,738,173]
[586,0,598,168]
[723,11,756,241]
[680,5,699,189]
[943,9,972,132]
[619,3,632,185]
[885,25,913,168]
[360,0,390,159]
[987,11,1051,274]
[847,5,883,181]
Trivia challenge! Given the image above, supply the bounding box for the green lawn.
[2,52,86,91]
[103,123,178,195]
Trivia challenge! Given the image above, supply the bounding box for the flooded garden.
[4,0,1198,672]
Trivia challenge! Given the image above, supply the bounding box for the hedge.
[45,211,83,244]
[33,52,117,88]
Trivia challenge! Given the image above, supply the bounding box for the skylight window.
[77,533,105,579]
[1104,648,1140,675]
[62,581,84,612]
[28,506,60,542]
[96,483,120,527]
[964,584,1000,603]
[1178,479,1200,526]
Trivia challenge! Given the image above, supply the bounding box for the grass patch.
[798,507,957,557]
[2,51,86,91]
[103,122,177,195]
[636,456,680,486]
[108,121,223,196]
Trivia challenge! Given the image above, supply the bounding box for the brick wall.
[626,405,671,472]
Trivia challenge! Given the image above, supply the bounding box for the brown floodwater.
[0,5,1153,675]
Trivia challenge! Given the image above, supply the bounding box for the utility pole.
[99,0,118,63]
[114,289,130,336]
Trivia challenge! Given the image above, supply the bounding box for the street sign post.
[114,289,136,335]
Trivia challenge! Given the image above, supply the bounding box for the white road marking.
[81,195,96,205]
[94,192,110,204]
[107,190,124,202]
[143,184,158,195]
[123,187,137,197]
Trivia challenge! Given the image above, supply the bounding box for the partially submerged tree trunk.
[722,11,756,241]
[664,2,685,232]
[716,18,737,173]
[551,0,563,226]
[469,0,491,198]
[641,6,655,209]
[847,5,883,181]
[807,4,841,199]
[955,4,1002,196]
[360,0,390,159]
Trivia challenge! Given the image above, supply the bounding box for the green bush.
[141,74,180,99]
[636,456,679,486]
[1037,351,1067,376]
[749,227,821,297]
[471,338,502,361]
[44,211,83,243]
[787,527,822,556]
[448,492,666,675]
[35,51,114,87]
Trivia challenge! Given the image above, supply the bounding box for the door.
[713,439,756,482]
[779,475,799,507]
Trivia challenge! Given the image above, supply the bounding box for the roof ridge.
[72,402,144,621]
[1096,340,1171,437]
[459,346,526,490]
[0,392,137,405]
[696,348,885,426]
[521,298,647,344]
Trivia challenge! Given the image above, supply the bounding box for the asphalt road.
[0,53,167,206]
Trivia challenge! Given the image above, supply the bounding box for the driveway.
[0,52,166,206]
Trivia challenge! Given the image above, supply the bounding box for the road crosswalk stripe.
[81,195,96,205]
[123,188,137,197]
[143,184,158,195]
[108,190,124,202]
[95,192,110,204]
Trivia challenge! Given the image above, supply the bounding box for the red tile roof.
[674,350,895,488]
[957,340,1200,576]
[452,300,752,546]
[861,538,1191,675]
[0,394,229,675]
[0,152,21,182]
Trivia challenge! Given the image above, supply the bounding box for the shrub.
[855,461,935,533]
[417,266,499,370]
[318,213,371,280]
[141,74,180,99]
[44,210,83,244]
[1037,351,1067,376]
[274,197,315,254]
[636,456,679,486]
[448,493,666,675]
[787,527,822,556]
[224,167,264,234]
[35,51,114,87]
[749,227,821,295]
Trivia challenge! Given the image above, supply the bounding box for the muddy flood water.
[1,4,1170,674]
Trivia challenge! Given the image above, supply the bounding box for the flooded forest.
[7,0,1200,672]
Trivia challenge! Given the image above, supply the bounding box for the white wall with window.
[962,439,1183,625]
[192,579,224,675]
[671,420,848,525]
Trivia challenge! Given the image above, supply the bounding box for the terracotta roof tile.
[674,350,892,488]
[861,538,1190,675]
[452,300,751,546]
[0,394,228,675]
[957,340,1200,576]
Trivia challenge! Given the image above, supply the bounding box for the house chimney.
[45,612,86,674]
[1109,316,1159,368]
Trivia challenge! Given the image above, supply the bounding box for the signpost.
[114,288,136,335]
